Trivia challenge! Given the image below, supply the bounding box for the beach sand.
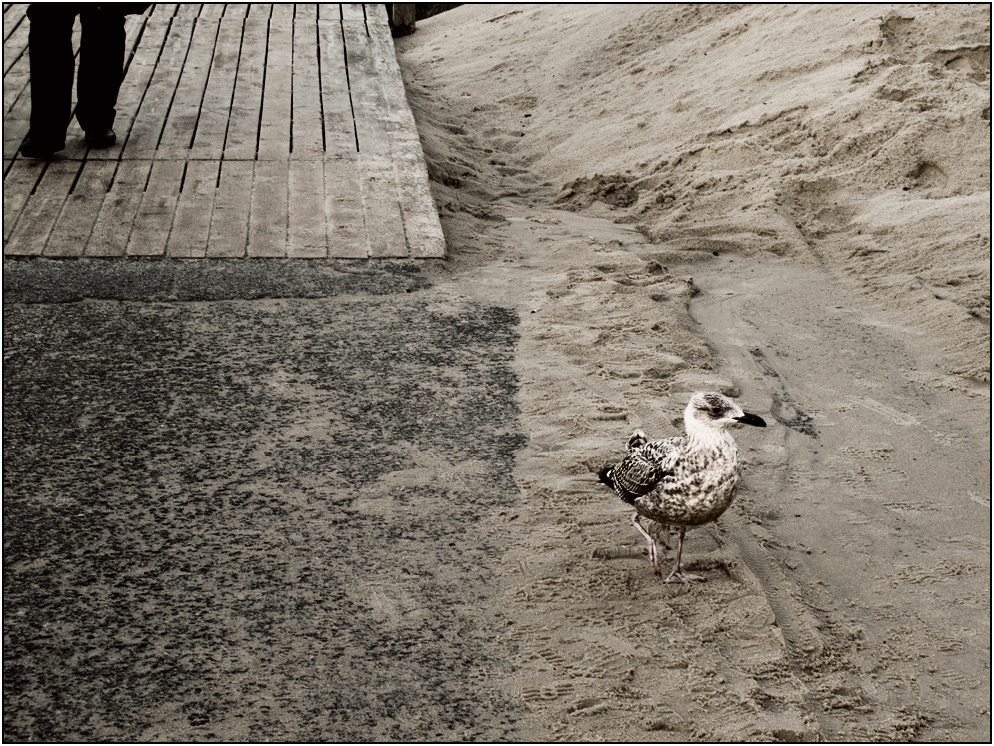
[396,4,990,741]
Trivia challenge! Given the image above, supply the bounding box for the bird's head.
[685,392,766,435]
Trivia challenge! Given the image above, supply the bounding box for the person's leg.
[76,6,126,145]
[23,3,77,155]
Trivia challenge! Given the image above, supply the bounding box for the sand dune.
[407,3,990,381]
[396,4,990,741]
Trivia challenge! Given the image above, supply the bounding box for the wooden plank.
[317,19,357,156]
[221,5,248,20]
[114,10,152,141]
[317,5,341,22]
[116,2,154,90]
[364,16,444,257]
[358,154,406,257]
[366,20,412,104]
[126,159,184,255]
[2,157,46,242]
[291,14,324,158]
[366,17,421,153]
[149,4,180,19]
[2,82,30,161]
[247,159,288,257]
[324,156,367,258]
[44,160,116,256]
[3,160,78,256]
[90,10,172,161]
[257,15,292,160]
[341,4,365,23]
[167,159,219,257]
[246,4,272,20]
[123,10,149,69]
[188,15,242,159]
[120,10,152,85]
[122,17,195,159]
[294,5,317,20]
[394,155,445,258]
[199,4,226,21]
[3,7,26,75]
[288,159,326,258]
[175,4,201,20]
[366,4,390,27]
[3,50,27,118]
[270,4,294,23]
[206,159,252,257]
[4,5,29,42]
[342,19,391,156]
[86,160,153,256]
[223,16,267,159]
[156,17,220,158]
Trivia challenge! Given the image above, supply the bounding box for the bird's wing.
[612,437,682,499]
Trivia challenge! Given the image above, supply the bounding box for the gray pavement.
[3,260,524,741]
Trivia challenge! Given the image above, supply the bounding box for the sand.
[395,4,991,741]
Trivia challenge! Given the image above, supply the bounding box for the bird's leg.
[631,512,660,575]
[664,526,707,584]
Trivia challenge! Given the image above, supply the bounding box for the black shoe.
[85,128,116,149]
[20,135,66,159]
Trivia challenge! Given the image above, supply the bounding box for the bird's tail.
[597,466,614,488]
[627,429,648,451]
[598,464,639,505]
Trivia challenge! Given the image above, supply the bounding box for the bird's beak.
[734,412,767,427]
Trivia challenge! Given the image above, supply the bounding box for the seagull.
[598,392,766,583]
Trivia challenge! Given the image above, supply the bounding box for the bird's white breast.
[639,431,742,526]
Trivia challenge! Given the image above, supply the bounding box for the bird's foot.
[663,570,707,584]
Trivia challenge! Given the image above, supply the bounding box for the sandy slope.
[396,3,990,741]
[406,3,990,383]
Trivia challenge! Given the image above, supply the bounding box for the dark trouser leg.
[26,3,77,145]
[75,7,126,133]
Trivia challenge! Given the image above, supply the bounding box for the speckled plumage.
[599,392,766,582]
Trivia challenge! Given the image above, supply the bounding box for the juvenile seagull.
[598,392,766,583]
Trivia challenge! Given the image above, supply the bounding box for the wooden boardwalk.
[2,3,445,259]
